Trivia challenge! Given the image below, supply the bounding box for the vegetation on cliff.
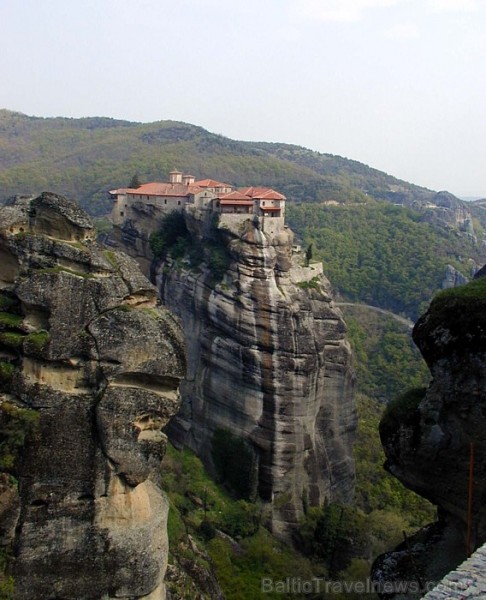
[430,272,486,308]
[150,210,232,281]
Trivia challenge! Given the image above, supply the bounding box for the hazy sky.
[1,0,485,196]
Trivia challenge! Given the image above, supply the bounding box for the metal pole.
[466,441,475,557]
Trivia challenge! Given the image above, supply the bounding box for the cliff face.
[0,194,185,599]
[376,274,486,588]
[153,209,356,539]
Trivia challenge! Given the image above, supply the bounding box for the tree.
[305,243,313,267]
[128,173,142,189]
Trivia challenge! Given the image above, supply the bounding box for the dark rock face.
[377,277,486,590]
[154,212,356,540]
[0,194,185,599]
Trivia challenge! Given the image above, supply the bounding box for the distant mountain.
[0,109,469,218]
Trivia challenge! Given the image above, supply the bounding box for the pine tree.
[128,173,141,189]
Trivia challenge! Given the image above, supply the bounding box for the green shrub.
[171,236,191,260]
[218,500,261,539]
[297,276,320,291]
[380,387,427,433]
[206,243,231,281]
[149,211,189,258]
[298,502,370,573]
[0,402,39,471]
[198,519,216,542]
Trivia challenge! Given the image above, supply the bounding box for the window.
[120,211,124,217]
[164,199,167,205]
[178,200,181,206]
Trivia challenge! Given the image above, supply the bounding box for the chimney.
[169,170,182,184]
[182,174,195,186]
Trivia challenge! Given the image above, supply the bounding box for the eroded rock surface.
[0,193,185,599]
[153,209,356,539]
[375,274,486,594]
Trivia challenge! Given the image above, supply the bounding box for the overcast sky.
[1,0,485,196]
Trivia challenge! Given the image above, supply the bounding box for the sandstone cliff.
[152,207,356,539]
[374,272,486,593]
[0,193,185,599]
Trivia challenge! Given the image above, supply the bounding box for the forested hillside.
[0,109,450,215]
[287,203,483,319]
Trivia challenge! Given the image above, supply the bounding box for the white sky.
[1,0,485,196]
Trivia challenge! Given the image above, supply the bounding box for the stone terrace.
[422,544,486,599]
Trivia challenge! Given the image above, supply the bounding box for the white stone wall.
[218,213,254,235]
[260,216,285,236]
[289,262,324,285]
[111,193,127,226]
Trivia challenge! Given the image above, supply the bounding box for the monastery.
[110,170,286,234]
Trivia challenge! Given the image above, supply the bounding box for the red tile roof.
[239,187,286,200]
[195,179,232,189]
[126,182,203,197]
[219,191,253,201]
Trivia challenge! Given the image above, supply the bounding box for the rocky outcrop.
[0,193,185,599]
[441,264,470,290]
[375,273,486,593]
[153,208,356,540]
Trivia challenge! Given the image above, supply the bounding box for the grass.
[0,332,25,350]
[24,330,50,353]
[0,313,23,328]
[103,249,118,268]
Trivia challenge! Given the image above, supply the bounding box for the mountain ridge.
[0,108,458,215]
